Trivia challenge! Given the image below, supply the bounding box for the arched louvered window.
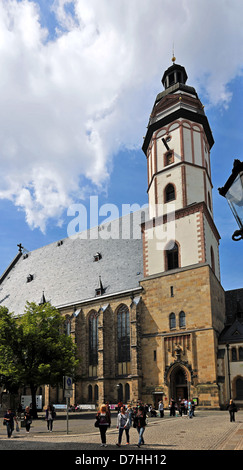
[165,183,176,202]
[166,242,179,270]
[117,305,130,375]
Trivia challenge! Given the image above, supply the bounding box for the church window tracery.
[88,311,99,377]
[117,305,130,375]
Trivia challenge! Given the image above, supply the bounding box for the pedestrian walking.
[158,400,164,418]
[133,406,147,448]
[3,408,17,438]
[227,399,237,422]
[116,406,130,446]
[95,404,111,447]
[24,406,32,433]
[188,400,193,419]
[169,398,176,416]
[126,404,133,427]
[45,405,56,432]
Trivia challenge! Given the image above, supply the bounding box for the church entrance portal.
[169,365,189,402]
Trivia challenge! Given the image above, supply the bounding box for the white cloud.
[0,0,242,231]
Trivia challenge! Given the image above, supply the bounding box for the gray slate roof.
[218,319,243,344]
[0,209,147,315]
[225,288,243,324]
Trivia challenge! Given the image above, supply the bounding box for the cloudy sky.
[0,0,242,291]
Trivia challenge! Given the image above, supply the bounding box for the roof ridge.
[0,251,22,285]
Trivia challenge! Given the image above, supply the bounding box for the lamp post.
[218,159,243,241]
[226,344,232,400]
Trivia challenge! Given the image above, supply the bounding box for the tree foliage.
[0,302,80,415]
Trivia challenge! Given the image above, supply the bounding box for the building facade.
[217,289,243,408]
[0,59,241,409]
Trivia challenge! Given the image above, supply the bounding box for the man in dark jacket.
[134,406,147,447]
[227,399,237,422]
[3,409,17,438]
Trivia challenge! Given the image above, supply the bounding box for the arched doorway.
[168,364,190,402]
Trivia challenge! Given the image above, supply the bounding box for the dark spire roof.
[161,63,188,89]
[39,291,46,305]
[95,276,105,296]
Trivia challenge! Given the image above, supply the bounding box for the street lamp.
[226,344,231,400]
[218,159,243,241]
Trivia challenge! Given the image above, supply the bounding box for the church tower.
[142,58,220,279]
[140,58,226,408]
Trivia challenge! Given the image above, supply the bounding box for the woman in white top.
[116,406,130,446]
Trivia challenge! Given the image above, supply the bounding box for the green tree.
[0,302,80,418]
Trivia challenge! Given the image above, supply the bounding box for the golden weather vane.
[172,43,176,63]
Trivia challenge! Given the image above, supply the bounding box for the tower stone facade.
[139,60,226,407]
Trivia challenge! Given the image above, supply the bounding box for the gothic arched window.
[166,242,179,270]
[89,311,99,377]
[94,384,99,401]
[236,378,243,399]
[169,312,176,330]
[125,383,130,403]
[117,383,123,402]
[179,311,186,328]
[239,347,243,361]
[232,347,237,362]
[88,384,92,401]
[117,305,130,375]
[165,183,176,202]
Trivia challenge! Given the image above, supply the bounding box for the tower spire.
[172,43,176,63]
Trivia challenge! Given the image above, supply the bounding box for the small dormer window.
[27,274,33,283]
[93,252,102,262]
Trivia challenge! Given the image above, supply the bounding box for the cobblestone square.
[0,410,242,451]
